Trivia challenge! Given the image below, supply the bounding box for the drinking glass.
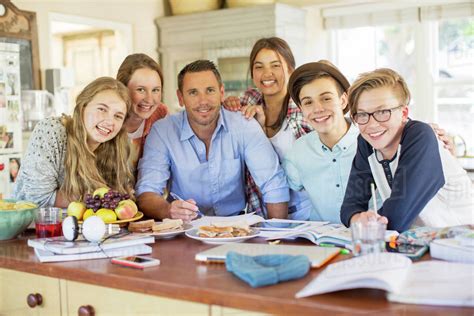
[35,207,63,238]
[351,221,386,256]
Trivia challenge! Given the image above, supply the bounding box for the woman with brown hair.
[116,53,168,171]
[14,77,133,207]
[224,37,314,220]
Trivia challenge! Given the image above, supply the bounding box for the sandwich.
[197,223,251,238]
[152,218,183,233]
[128,219,155,233]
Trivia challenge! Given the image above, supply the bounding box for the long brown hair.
[116,53,164,89]
[61,77,134,201]
[249,37,295,130]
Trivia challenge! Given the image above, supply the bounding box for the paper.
[190,212,265,229]
[296,253,411,298]
[388,261,474,307]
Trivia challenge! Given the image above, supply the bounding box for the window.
[434,17,474,156]
[326,2,473,156]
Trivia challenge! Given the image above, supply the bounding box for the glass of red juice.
[35,207,63,238]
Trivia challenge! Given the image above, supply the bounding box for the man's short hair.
[177,60,223,92]
[348,68,411,117]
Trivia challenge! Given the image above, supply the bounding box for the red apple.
[114,199,138,220]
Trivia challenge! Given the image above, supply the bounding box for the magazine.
[296,252,474,307]
[28,233,155,255]
[265,224,398,249]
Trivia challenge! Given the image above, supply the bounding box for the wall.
[13,0,166,85]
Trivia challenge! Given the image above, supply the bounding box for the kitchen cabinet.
[63,280,209,316]
[0,268,263,316]
[0,268,61,316]
[155,3,306,111]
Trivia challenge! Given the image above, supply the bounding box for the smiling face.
[127,67,162,120]
[83,89,127,150]
[356,86,408,159]
[251,48,290,98]
[299,77,348,137]
[177,70,224,131]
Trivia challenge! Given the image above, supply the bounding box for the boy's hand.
[241,105,266,127]
[430,123,456,156]
[168,199,199,222]
[223,96,242,111]
[350,211,388,226]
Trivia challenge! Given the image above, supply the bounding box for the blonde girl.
[14,77,133,207]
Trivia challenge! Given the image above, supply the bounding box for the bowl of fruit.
[0,199,38,240]
[66,188,143,226]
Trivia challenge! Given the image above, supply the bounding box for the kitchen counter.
[0,233,472,315]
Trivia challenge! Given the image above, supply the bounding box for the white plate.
[151,223,193,239]
[185,228,260,244]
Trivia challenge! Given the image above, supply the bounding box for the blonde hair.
[348,68,411,117]
[60,77,134,201]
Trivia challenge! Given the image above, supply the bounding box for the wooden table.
[0,232,472,315]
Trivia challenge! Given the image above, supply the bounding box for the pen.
[319,243,351,255]
[371,183,377,215]
[169,192,205,217]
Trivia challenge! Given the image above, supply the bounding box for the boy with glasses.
[341,68,473,231]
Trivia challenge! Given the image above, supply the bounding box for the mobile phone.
[111,256,160,269]
[386,242,428,260]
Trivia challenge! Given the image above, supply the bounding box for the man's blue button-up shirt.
[136,108,289,216]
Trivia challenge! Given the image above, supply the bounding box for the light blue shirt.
[282,122,359,223]
[136,108,290,216]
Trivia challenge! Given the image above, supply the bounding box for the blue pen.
[169,192,204,217]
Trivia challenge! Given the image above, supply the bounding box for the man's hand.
[223,96,242,111]
[169,199,199,222]
[430,123,456,156]
[241,105,266,127]
[350,211,388,226]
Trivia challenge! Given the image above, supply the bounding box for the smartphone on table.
[111,256,161,269]
[386,242,428,260]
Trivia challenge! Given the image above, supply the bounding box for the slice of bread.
[128,219,155,232]
[152,218,183,232]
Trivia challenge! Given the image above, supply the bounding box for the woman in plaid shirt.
[224,37,314,220]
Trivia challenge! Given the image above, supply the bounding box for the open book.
[34,245,152,263]
[28,234,155,255]
[296,253,474,307]
[265,224,398,249]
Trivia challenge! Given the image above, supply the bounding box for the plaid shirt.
[240,88,313,217]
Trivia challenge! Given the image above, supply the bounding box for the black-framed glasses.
[352,105,404,125]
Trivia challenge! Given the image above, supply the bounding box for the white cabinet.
[155,3,306,111]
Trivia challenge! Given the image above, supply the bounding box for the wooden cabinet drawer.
[0,268,61,316]
[65,280,209,315]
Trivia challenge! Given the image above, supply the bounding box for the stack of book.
[27,234,155,263]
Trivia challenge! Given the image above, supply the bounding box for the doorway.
[48,13,132,113]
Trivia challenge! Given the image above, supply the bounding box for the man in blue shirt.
[136,60,289,221]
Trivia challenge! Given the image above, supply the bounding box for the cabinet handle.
[78,305,95,316]
[27,293,43,308]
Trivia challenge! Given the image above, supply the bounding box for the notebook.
[195,243,340,268]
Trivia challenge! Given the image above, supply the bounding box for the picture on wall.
[6,73,18,96]
[0,125,13,149]
[7,99,19,121]
[9,157,20,183]
[0,83,5,108]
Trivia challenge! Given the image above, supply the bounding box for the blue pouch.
[225,251,310,288]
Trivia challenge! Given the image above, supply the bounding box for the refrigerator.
[0,43,22,199]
